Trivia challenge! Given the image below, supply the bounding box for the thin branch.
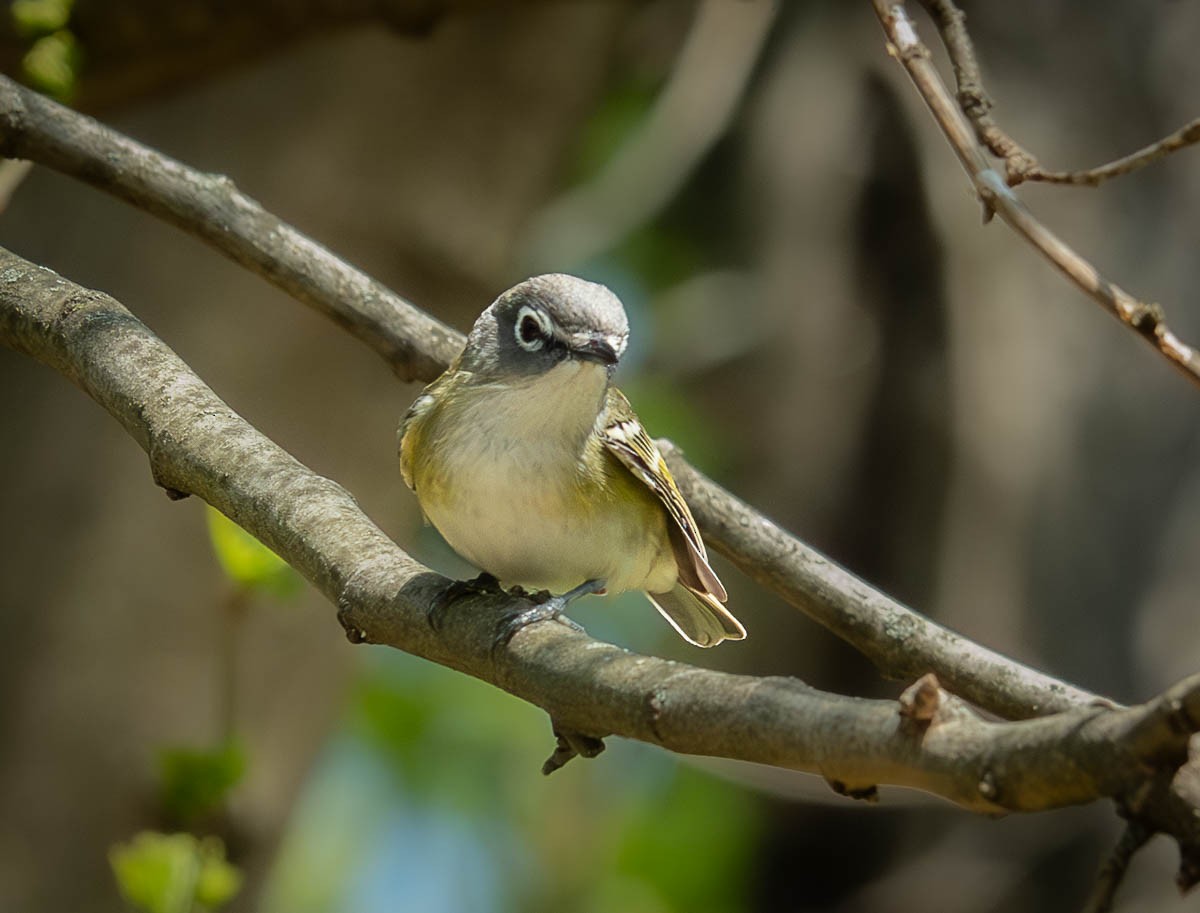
[662,444,1099,719]
[871,1,1200,391]
[873,1,1200,888]
[1029,119,1200,188]
[1082,821,1153,913]
[4,245,1200,819]
[916,0,1039,182]
[918,0,1200,187]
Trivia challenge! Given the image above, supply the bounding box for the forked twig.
[919,0,1200,187]
[872,0,1200,390]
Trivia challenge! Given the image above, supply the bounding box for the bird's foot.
[427,571,503,630]
[494,578,606,648]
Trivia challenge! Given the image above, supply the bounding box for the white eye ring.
[514,305,551,352]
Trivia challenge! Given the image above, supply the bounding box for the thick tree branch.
[0,76,461,382]
[918,0,1200,187]
[871,1,1200,391]
[2,58,1200,892]
[0,74,1104,726]
[4,245,1200,822]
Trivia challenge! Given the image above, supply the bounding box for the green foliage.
[10,0,72,35]
[607,226,703,297]
[609,767,759,913]
[109,832,242,913]
[205,505,300,597]
[275,654,762,913]
[158,741,247,825]
[20,29,79,100]
[569,79,659,184]
[11,0,80,100]
[350,655,548,816]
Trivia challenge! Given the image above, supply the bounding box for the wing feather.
[600,388,728,602]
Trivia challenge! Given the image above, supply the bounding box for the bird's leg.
[427,571,504,630]
[495,578,606,648]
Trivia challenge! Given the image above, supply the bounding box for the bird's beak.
[568,334,620,366]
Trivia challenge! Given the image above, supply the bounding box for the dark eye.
[520,315,541,344]
[514,305,548,351]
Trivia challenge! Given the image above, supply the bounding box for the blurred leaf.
[193,838,244,910]
[350,655,547,815]
[110,832,242,913]
[158,740,247,824]
[611,766,760,913]
[205,505,300,597]
[605,225,701,296]
[569,78,659,184]
[10,0,72,36]
[20,29,79,100]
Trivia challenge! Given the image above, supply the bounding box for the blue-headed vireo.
[399,274,746,647]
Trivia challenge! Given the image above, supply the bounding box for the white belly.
[423,452,666,594]
[413,365,676,595]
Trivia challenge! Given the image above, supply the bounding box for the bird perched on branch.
[399,273,745,647]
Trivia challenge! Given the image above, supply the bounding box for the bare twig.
[919,0,1200,187]
[873,0,1200,888]
[1082,821,1153,913]
[916,0,1039,182]
[1030,119,1200,188]
[872,1,1200,390]
[5,246,1200,818]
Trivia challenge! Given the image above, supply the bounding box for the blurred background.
[1,0,1199,910]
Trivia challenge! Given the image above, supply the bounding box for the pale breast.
[411,366,677,595]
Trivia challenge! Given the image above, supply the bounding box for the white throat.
[462,359,609,453]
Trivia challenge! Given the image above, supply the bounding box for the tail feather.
[646,585,747,648]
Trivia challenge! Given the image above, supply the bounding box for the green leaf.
[612,767,760,913]
[158,740,247,824]
[205,506,299,597]
[20,29,80,100]
[10,0,73,36]
[109,832,242,913]
[194,838,244,910]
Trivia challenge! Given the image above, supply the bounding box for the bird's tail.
[646,585,746,648]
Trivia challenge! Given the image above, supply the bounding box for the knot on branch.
[1002,152,1041,186]
[826,778,880,804]
[1126,301,1166,339]
[956,86,991,121]
[898,672,943,724]
[543,726,606,776]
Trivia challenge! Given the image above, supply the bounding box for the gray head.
[461,274,630,378]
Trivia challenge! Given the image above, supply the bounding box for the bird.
[398,273,746,648]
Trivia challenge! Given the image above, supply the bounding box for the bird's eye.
[515,306,548,351]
